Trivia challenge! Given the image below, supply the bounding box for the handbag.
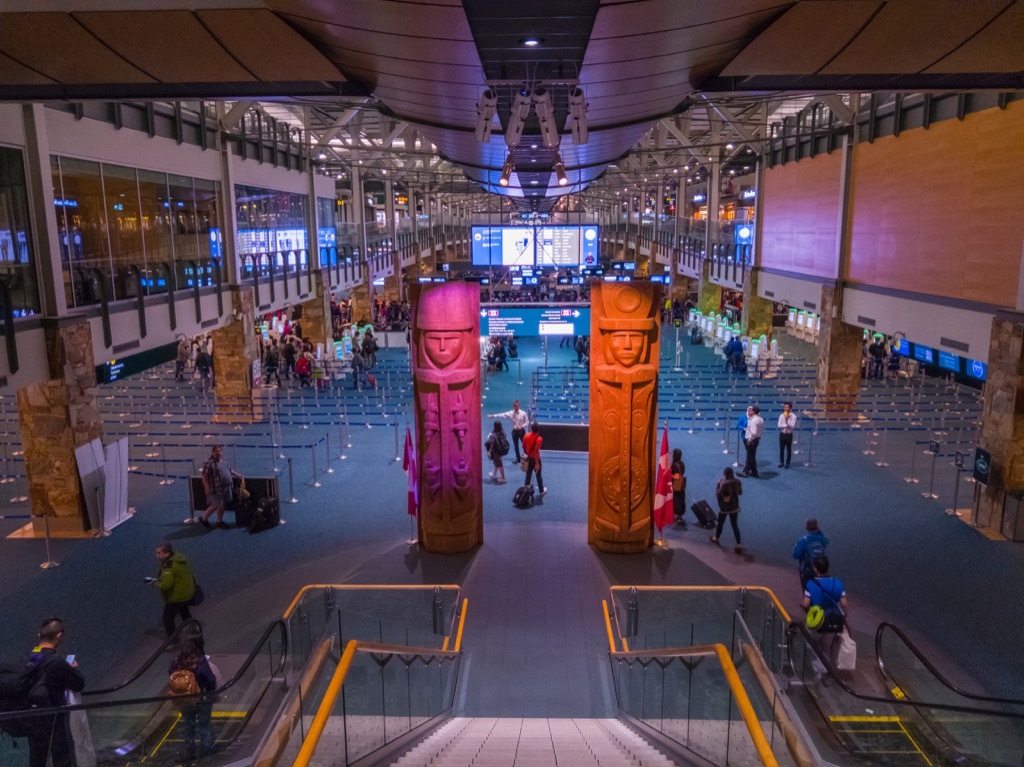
[189,578,205,606]
[836,628,857,671]
[237,477,250,502]
[520,457,529,472]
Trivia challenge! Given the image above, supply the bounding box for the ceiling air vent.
[940,337,969,353]
[112,340,140,354]
[803,301,817,310]
[201,319,218,329]
[858,316,876,327]
[764,290,775,298]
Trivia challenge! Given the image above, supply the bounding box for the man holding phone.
[25,617,85,767]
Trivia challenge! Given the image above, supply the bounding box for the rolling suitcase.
[688,493,718,529]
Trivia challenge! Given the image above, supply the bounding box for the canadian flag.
[653,424,674,532]
[402,426,418,517]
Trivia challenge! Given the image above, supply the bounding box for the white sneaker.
[489,471,496,479]
[540,488,548,496]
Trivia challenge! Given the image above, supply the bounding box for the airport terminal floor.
[1,328,1022,730]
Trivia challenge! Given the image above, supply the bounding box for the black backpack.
[0,656,55,735]
[248,497,280,534]
[496,432,510,457]
[813,578,846,633]
[512,485,535,509]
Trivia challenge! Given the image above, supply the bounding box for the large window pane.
[194,177,221,286]
[102,163,143,300]
[52,156,110,307]
[168,173,200,288]
[0,147,40,315]
[137,169,173,295]
[235,184,309,279]
[317,196,336,268]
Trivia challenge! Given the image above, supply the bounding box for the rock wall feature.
[212,289,257,423]
[410,283,482,553]
[17,322,102,532]
[698,260,722,316]
[301,269,333,351]
[814,284,862,413]
[743,269,774,341]
[588,282,661,554]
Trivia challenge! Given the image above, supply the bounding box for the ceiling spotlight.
[317,152,327,160]
[499,154,514,187]
[533,87,560,149]
[554,157,568,187]
[569,87,589,144]
[506,88,532,148]
[521,37,541,47]
[475,88,497,143]
[726,143,734,150]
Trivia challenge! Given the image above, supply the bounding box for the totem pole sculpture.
[588,281,661,553]
[410,283,483,553]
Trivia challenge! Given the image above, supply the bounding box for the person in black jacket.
[25,618,85,767]
[711,467,744,553]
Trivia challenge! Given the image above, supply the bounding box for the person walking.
[169,632,217,759]
[484,421,509,484]
[148,543,196,637]
[793,518,829,591]
[263,340,281,387]
[488,400,530,462]
[671,448,687,527]
[802,555,848,665]
[200,445,241,529]
[522,422,546,497]
[175,338,189,381]
[741,405,763,477]
[778,402,797,469]
[710,467,743,552]
[24,618,85,767]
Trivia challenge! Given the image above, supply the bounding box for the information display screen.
[967,359,988,380]
[938,351,960,372]
[913,344,935,364]
[480,306,590,337]
[471,225,598,267]
[97,341,178,384]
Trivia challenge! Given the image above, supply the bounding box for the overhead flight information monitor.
[480,306,591,337]
[471,225,598,267]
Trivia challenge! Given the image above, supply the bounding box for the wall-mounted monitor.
[913,344,935,364]
[966,359,988,380]
[471,225,598,267]
[937,351,960,372]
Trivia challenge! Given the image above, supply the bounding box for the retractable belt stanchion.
[323,433,335,474]
[159,446,174,486]
[40,514,60,569]
[874,427,890,467]
[516,358,523,386]
[904,442,922,484]
[803,414,816,468]
[393,418,402,462]
[922,445,940,500]
[308,441,322,488]
[946,465,966,516]
[284,457,299,503]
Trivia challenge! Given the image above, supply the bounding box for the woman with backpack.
[484,421,508,484]
[711,466,743,553]
[168,632,217,760]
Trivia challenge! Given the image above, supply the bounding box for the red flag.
[403,426,418,517]
[653,424,674,532]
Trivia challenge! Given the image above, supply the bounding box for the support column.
[301,269,333,351]
[814,284,862,412]
[17,322,102,533]
[22,104,65,317]
[211,289,258,423]
[976,314,1024,540]
[742,268,773,340]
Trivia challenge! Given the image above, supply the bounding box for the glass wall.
[316,196,336,268]
[51,156,222,308]
[235,184,309,278]
[0,147,40,315]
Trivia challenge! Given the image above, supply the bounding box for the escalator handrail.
[788,621,1024,720]
[281,583,462,619]
[293,637,463,767]
[82,619,204,698]
[0,618,288,721]
[875,620,1024,709]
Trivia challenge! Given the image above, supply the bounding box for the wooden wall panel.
[848,102,1024,307]
[760,153,842,279]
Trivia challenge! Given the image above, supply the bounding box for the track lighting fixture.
[499,154,514,187]
[475,88,497,143]
[505,88,532,148]
[553,156,568,187]
[569,87,589,144]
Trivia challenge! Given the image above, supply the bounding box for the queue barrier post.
[309,442,323,488]
[946,465,965,516]
[874,427,890,468]
[904,443,922,484]
[284,458,299,503]
[40,514,60,569]
[922,447,939,500]
[159,446,175,486]
[393,418,402,462]
[323,433,335,474]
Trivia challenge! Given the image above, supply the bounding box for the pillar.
[697,260,722,316]
[742,269,773,340]
[17,322,102,533]
[976,314,1024,540]
[211,289,258,423]
[814,284,862,412]
[410,283,482,553]
[588,282,661,553]
[301,269,333,351]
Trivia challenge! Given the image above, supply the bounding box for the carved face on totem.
[605,330,647,367]
[421,330,466,370]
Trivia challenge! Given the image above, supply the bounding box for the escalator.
[0,585,465,767]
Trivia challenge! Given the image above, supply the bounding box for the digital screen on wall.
[966,359,988,380]
[96,342,178,384]
[913,344,935,364]
[471,225,598,267]
[480,306,590,337]
[891,337,909,356]
[938,351,960,372]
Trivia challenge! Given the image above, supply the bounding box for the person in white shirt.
[741,405,764,478]
[778,402,797,469]
[488,399,531,462]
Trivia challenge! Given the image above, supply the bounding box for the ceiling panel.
[197,9,344,82]
[0,52,56,86]
[822,0,1009,75]
[0,13,154,84]
[926,1,1024,73]
[721,1,880,76]
[73,11,255,82]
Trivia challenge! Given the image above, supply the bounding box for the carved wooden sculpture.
[411,283,483,553]
[588,282,661,553]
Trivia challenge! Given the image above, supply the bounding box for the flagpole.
[654,419,670,548]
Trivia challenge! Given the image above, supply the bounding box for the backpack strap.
[812,578,845,616]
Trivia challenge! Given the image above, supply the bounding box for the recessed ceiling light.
[317,153,326,160]
[530,180,539,185]
[726,143,734,150]
[521,37,541,47]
